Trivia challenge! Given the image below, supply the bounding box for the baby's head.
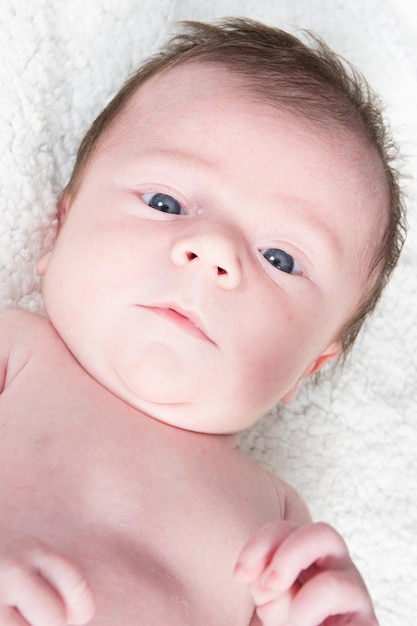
[39,19,405,433]
[64,18,404,360]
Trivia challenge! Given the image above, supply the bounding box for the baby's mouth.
[140,304,215,344]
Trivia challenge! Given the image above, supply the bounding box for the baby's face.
[39,63,387,433]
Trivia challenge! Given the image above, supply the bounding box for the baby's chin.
[80,353,268,435]
[86,364,209,432]
[100,373,247,434]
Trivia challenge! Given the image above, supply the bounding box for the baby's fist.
[235,521,378,626]
[0,532,94,625]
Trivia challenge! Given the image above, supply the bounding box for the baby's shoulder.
[269,473,312,525]
[0,307,52,340]
[0,308,55,391]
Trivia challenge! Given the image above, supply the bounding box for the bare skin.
[0,63,383,625]
[0,309,309,626]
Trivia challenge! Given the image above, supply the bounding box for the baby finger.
[260,522,350,592]
[35,552,95,625]
[290,570,378,626]
[0,606,31,626]
[0,562,68,626]
[254,585,297,626]
[235,521,299,584]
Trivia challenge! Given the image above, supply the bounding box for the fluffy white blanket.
[1,1,416,623]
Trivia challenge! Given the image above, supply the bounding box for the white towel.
[1,1,416,623]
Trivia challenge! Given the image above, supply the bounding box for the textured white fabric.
[1,1,416,623]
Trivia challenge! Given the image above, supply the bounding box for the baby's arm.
[0,310,95,624]
[0,308,33,394]
[236,482,378,626]
[0,308,57,392]
[0,310,12,394]
[0,530,94,625]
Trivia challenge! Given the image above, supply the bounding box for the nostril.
[217,266,227,275]
[186,251,198,261]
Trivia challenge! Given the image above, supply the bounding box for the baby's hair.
[63,17,406,360]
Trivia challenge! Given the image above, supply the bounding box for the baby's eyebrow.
[137,147,216,172]
[258,193,343,263]
[289,202,341,252]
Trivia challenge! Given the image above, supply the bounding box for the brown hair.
[63,18,406,359]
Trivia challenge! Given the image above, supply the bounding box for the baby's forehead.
[119,62,256,123]
[108,62,386,178]
[100,61,389,235]
[111,60,375,153]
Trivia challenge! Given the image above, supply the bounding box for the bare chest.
[0,345,281,625]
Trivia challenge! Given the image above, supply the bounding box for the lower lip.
[145,307,212,343]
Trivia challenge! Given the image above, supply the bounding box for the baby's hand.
[235,521,378,626]
[0,532,95,625]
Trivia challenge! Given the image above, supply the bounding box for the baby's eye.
[141,192,184,215]
[261,248,301,275]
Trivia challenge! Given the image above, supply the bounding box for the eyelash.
[141,191,303,276]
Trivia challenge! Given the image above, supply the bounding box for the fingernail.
[262,568,280,589]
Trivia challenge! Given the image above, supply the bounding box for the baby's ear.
[303,341,342,378]
[37,252,51,276]
[281,341,342,404]
[37,190,72,276]
[57,189,72,225]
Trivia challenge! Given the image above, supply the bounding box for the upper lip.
[140,303,215,344]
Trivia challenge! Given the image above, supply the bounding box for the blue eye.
[142,192,183,214]
[261,248,301,275]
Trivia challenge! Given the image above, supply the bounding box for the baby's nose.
[170,226,243,289]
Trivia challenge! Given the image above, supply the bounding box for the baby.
[0,18,405,626]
